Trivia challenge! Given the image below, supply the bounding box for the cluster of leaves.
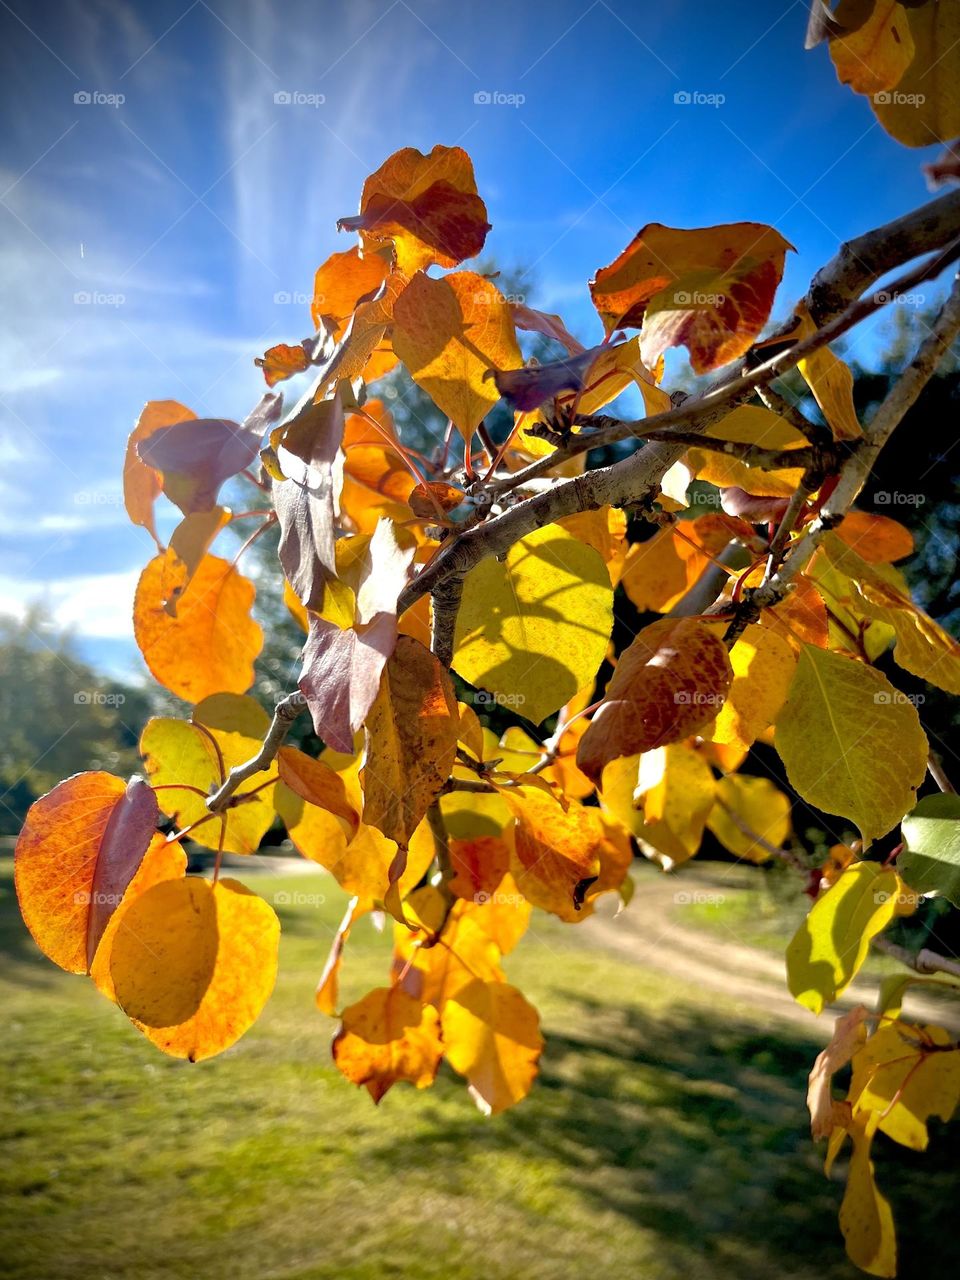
[13,8,960,1274]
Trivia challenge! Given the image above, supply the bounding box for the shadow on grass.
[372,992,960,1280]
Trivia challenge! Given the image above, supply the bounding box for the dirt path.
[583,863,960,1039]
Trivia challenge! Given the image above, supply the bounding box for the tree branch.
[872,936,960,981]
[205,690,306,814]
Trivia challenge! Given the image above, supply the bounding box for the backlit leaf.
[311,246,390,334]
[392,270,523,440]
[590,222,793,373]
[452,523,613,726]
[634,743,716,863]
[134,553,261,702]
[899,792,960,907]
[332,986,443,1102]
[15,773,158,973]
[441,979,543,1115]
[124,400,195,545]
[786,862,899,1013]
[794,301,862,441]
[703,624,796,754]
[775,645,926,845]
[108,876,279,1061]
[706,774,792,863]
[277,745,360,838]
[504,788,604,922]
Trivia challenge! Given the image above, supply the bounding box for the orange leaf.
[621,513,754,613]
[311,246,389,334]
[392,270,523,440]
[338,145,490,273]
[577,618,733,783]
[361,636,460,847]
[15,773,159,974]
[108,877,280,1061]
[123,401,195,545]
[834,511,913,563]
[134,553,262,701]
[503,789,604,923]
[255,341,311,386]
[315,896,366,1016]
[447,835,513,902]
[277,745,360,838]
[332,986,443,1102]
[590,222,793,373]
[408,482,465,520]
[441,979,543,1115]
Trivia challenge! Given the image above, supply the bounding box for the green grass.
[1,856,958,1280]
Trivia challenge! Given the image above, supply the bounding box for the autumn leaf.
[89,834,187,1003]
[839,1124,897,1277]
[160,507,233,616]
[140,694,278,855]
[124,400,195,545]
[273,390,346,612]
[792,301,861,441]
[702,623,796,754]
[775,644,927,845]
[849,1020,960,1150]
[311,246,390,334]
[298,521,414,752]
[134,553,261,702]
[315,896,365,1016]
[807,1005,869,1139]
[577,618,733,783]
[633,744,716,864]
[684,405,810,496]
[590,222,793,373]
[15,773,158,973]
[254,341,312,387]
[821,533,960,693]
[394,889,506,1009]
[138,392,281,514]
[392,270,523,439]
[452,523,613,726]
[277,744,360,838]
[833,511,913,564]
[362,636,459,847]
[332,986,443,1102]
[108,876,280,1061]
[442,979,543,1115]
[503,788,604,922]
[787,862,900,1013]
[338,145,491,273]
[829,0,915,96]
[706,774,792,863]
[620,514,756,614]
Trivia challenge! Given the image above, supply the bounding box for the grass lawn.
[2,855,958,1280]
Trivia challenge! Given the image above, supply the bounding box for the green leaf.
[899,793,960,907]
[786,861,899,1014]
[774,645,927,847]
[452,523,613,726]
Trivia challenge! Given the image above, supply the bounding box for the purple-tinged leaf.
[486,343,616,414]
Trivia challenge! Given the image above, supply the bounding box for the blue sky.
[0,0,949,679]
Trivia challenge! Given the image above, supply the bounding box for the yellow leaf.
[140,694,277,856]
[871,1,960,146]
[634,744,716,863]
[704,624,796,754]
[277,745,360,838]
[332,986,443,1103]
[839,1125,897,1278]
[795,302,862,441]
[830,0,914,95]
[786,862,899,1013]
[361,635,459,846]
[453,523,613,726]
[822,533,960,693]
[134,553,261,702]
[441,979,543,1115]
[392,270,523,440]
[706,774,792,863]
[108,877,280,1061]
[850,1021,960,1150]
[774,645,926,846]
[685,405,809,496]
